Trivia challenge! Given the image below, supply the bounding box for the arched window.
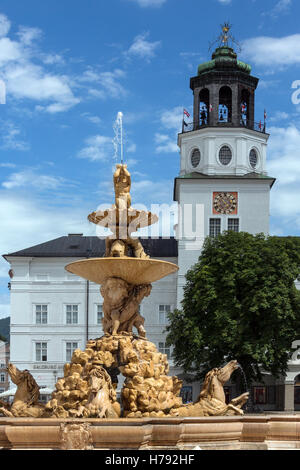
[219,145,232,166]
[249,149,258,169]
[241,89,250,126]
[191,148,201,168]
[199,88,209,126]
[219,86,232,123]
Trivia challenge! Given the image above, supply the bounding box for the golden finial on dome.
[221,22,231,46]
[209,22,241,53]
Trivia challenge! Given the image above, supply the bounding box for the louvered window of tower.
[219,146,232,166]
[191,148,201,167]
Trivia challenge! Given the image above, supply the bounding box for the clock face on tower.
[213,192,238,215]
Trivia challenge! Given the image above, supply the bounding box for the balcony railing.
[182,120,267,134]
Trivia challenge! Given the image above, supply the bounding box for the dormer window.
[191,148,201,168]
[219,145,232,166]
[249,149,258,169]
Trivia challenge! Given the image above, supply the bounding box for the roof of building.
[3,235,178,260]
[197,46,252,76]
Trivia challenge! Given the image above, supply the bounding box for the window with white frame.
[35,305,48,324]
[96,304,103,324]
[66,342,78,362]
[159,305,171,324]
[209,218,221,237]
[35,342,47,362]
[228,218,239,232]
[158,342,171,359]
[0,373,5,382]
[66,304,79,324]
[0,363,5,369]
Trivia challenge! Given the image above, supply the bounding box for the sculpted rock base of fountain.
[45,333,183,419]
[0,353,249,420]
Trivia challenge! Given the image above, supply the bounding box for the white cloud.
[81,113,102,125]
[2,169,68,191]
[41,53,65,65]
[0,14,79,113]
[269,111,289,123]
[154,106,183,154]
[155,133,178,153]
[17,26,42,45]
[217,0,232,4]
[274,0,292,11]
[0,14,11,38]
[127,33,161,61]
[0,121,30,151]
[131,178,173,205]
[262,0,292,18]
[79,68,127,99]
[0,163,16,168]
[267,125,300,226]
[160,106,184,131]
[242,34,300,67]
[5,62,80,113]
[127,0,167,7]
[77,135,113,161]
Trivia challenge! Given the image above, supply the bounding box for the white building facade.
[3,44,300,411]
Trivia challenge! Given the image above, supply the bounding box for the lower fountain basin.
[1,415,300,450]
[65,257,179,285]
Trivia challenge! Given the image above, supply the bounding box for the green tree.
[166,232,300,385]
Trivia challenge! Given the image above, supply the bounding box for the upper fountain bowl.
[65,257,179,285]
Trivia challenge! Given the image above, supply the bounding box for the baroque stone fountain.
[0,164,298,450]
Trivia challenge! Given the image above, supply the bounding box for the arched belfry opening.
[199,88,209,126]
[219,86,232,123]
[241,89,250,126]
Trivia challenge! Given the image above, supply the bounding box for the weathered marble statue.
[0,363,45,418]
[2,164,249,420]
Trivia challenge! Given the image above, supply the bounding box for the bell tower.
[174,25,276,306]
[178,24,269,177]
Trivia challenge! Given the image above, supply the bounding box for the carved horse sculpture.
[0,363,45,417]
[79,367,121,418]
[171,360,249,417]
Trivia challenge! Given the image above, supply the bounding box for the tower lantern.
[178,24,269,177]
[191,23,258,131]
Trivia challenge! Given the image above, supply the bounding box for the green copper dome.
[197,46,251,76]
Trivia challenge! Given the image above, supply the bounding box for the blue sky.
[1,0,300,317]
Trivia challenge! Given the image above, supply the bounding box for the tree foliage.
[166,232,300,384]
